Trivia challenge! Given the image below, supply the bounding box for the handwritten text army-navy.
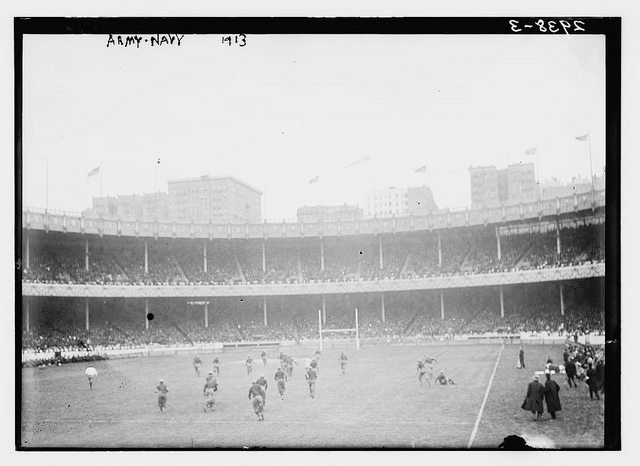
[106,34,184,48]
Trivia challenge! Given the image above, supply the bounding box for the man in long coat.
[565,358,578,388]
[522,374,544,421]
[586,363,600,400]
[543,373,561,420]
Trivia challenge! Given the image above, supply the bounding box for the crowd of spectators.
[22,224,604,285]
[22,297,604,359]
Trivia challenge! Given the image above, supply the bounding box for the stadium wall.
[22,263,604,298]
[22,190,603,239]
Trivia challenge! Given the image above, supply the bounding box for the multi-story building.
[541,174,605,200]
[167,175,262,223]
[469,166,500,208]
[363,185,437,218]
[85,175,261,223]
[297,204,363,223]
[470,163,537,208]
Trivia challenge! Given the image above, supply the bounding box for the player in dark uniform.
[261,351,268,367]
[256,374,268,406]
[305,367,318,398]
[417,360,429,385]
[156,380,169,412]
[193,355,202,377]
[423,356,438,365]
[275,367,287,396]
[212,356,220,376]
[434,371,455,385]
[339,352,348,375]
[246,355,254,375]
[248,380,265,421]
[203,374,219,412]
[310,357,319,372]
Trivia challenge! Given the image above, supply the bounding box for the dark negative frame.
[14,16,621,451]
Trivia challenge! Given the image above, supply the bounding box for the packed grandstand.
[21,198,605,363]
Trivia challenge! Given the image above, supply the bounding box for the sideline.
[467,343,505,448]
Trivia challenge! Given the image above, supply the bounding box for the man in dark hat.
[586,363,600,400]
[543,373,561,420]
[522,374,544,421]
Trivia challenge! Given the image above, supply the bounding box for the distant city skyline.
[22,34,605,221]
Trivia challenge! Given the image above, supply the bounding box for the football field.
[20,344,604,449]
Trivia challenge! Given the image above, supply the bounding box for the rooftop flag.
[414,165,427,173]
[87,167,100,177]
[309,175,319,184]
[576,133,589,141]
[524,148,537,155]
[343,155,371,169]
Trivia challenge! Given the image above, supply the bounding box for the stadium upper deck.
[20,189,605,298]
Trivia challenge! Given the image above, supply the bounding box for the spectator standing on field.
[519,346,526,369]
[543,373,561,420]
[586,363,600,400]
[522,375,544,421]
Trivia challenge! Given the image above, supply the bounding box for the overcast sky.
[22,33,605,220]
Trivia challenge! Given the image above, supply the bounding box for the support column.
[263,296,268,326]
[203,241,207,273]
[499,286,505,318]
[262,241,266,273]
[379,236,383,270]
[25,298,30,332]
[26,232,30,269]
[322,294,326,324]
[437,233,442,267]
[85,298,90,331]
[85,238,89,271]
[556,220,561,255]
[144,240,149,274]
[559,282,565,316]
[320,237,325,272]
[381,292,386,323]
[440,289,445,320]
[145,298,149,330]
[204,301,209,328]
[496,227,502,261]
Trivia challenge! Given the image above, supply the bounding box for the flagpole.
[371,157,376,218]
[318,177,322,206]
[587,132,594,200]
[45,155,49,212]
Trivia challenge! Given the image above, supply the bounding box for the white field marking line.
[467,344,505,449]
[29,419,474,425]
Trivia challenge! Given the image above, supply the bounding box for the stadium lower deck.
[20,344,604,449]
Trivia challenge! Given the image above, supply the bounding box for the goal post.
[318,308,360,351]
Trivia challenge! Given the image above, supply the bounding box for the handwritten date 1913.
[106,34,184,48]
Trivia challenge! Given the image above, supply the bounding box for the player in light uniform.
[261,351,268,367]
[85,365,98,390]
[203,373,219,412]
[193,355,202,377]
[246,355,254,375]
[156,380,169,412]
[212,356,220,376]
[248,380,266,421]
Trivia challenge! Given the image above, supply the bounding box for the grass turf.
[20,343,604,449]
